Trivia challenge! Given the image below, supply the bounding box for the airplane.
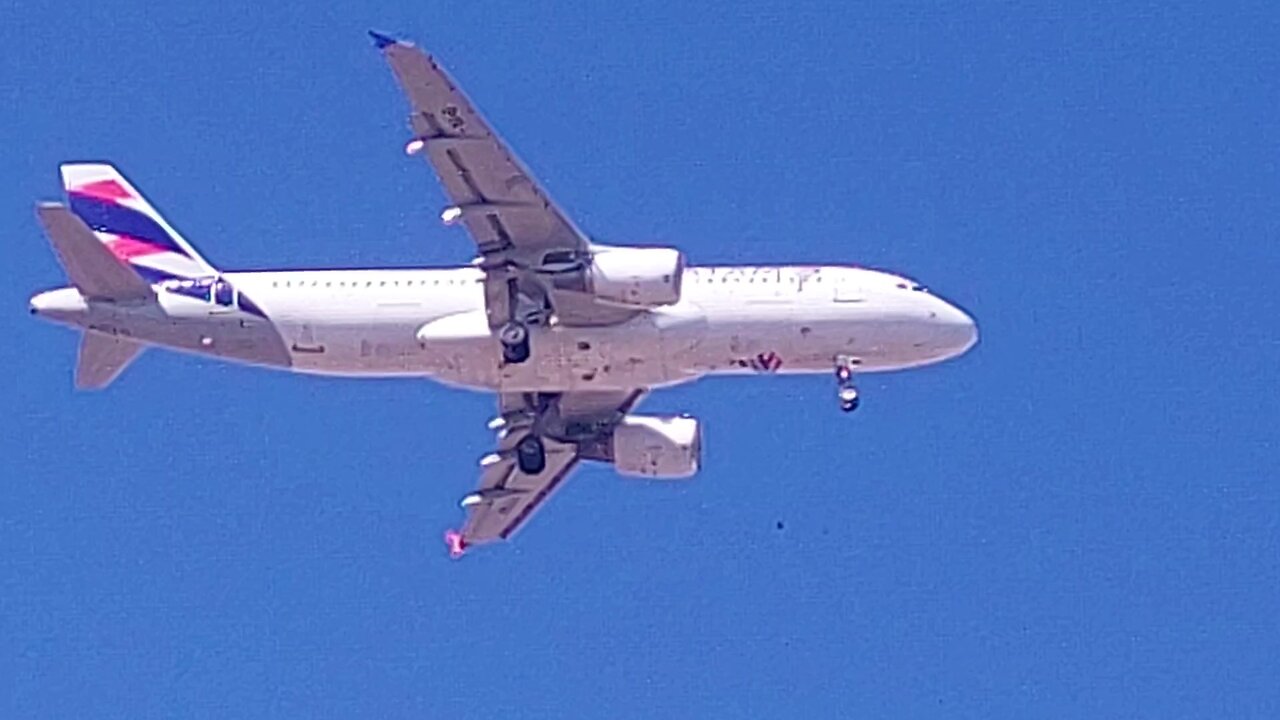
[27,32,978,557]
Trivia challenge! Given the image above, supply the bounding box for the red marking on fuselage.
[750,351,783,373]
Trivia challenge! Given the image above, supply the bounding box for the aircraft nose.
[930,297,978,358]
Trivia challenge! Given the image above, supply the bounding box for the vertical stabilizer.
[76,333,144,390]
[59,163,215,282]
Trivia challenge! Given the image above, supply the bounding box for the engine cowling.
[611,414,701,479]
[587,246,685,308]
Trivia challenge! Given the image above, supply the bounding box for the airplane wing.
[447,389,646,556]
[372,32,635,328]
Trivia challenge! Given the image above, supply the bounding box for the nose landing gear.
[838,385,860,412]
[835,355,861,413]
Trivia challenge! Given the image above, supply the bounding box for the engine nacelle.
[611,414,701,479]
[587,246,685,308]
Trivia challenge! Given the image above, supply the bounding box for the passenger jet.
[28,33,978,557]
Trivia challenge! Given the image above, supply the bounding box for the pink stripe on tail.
[107,236,170,260]
[72,179,134,201]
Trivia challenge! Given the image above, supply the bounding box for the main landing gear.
[835,355,861,413]
[493,393,556,476]
[499,321,531,364]
[499,276,548,366]
[515,434,547,475]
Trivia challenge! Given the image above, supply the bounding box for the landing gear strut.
[515,434,547,474]
[835,355,861,413]
[499,275,546,365]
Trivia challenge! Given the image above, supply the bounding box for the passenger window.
[170,278,212,302]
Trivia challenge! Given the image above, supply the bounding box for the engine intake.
[611,414,701,479]
[587,246,685,308]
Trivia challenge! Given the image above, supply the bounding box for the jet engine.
[587,246,685,308]
[611,414,701,479]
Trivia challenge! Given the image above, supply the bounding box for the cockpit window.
[213,279,234,307]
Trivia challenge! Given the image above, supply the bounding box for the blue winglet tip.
[369,30,398,49]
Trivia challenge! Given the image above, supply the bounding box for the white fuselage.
[31,264,977,392]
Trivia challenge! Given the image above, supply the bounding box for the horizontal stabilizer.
[76,333,144,390]
[35,203,153,301]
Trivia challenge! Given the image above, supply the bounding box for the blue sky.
[3,2,1278,717]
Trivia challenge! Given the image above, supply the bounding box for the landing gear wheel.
[515,434,547,475]
[499,321,528,345]
[838,386,861,413]
[499,321,531,364]
[502,341,530,364]
[834,355,861,413]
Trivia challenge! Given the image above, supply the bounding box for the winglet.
[444,530,468,559]
[368,30,402,49]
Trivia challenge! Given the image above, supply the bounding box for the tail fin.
[60,163,215,282]
[76,333,144,390]
[35,203,153,301]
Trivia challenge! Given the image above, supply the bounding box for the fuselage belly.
[34,264,977,393]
